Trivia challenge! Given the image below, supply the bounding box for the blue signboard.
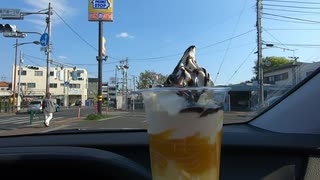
[40,33,49,46]
[64,81,70,86]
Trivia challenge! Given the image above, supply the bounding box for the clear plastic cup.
[139,87,229,180]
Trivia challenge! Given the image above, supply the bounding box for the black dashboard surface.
[0,124,318,179]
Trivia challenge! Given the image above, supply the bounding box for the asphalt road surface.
[0,107,255,133]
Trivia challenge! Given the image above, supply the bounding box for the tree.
[137,70,168,89]
[253,56,294,79]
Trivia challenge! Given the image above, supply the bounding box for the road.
[0,106,96,131]
[0,107,255,134]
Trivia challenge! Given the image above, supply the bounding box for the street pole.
[122,63,125,111]
[17,50,22,111]
[125,59,128,111]
[115,67,118,109]
[12,39,18,113]
[45,2,52,96]
[97,21,103,114]
[132,75,135,111]
[257,0,264,107]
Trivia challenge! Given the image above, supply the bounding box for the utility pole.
[257,0,264,107]
[121,61,125,110]
[12,39,18,112]
[115,66,118,109]
[118,59,129,111]
[45,2,52,96]
[132,75,135,111]
[125,58,128,111]
[289,56,299,86]
[17,50,23,111]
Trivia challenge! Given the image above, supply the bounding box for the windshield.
[0,0,319,136]
[29,101,41,105]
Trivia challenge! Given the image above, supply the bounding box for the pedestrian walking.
[42,92,55,127]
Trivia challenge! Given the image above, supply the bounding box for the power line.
[23,54,46,61]
[264,28,320,30]
[263,0,320,5]
[226,47,257,84]
[263,13,320,23]
[215,0,248,83]
[262,27,290,49]
[198,29,255,50]
[263,3,320,10]
[263,4,320,9]
[265,42,320,47]
[129,29,255,61]
[264,7,320,14]
[23,57,42,66]
[53,10,122,61]
[24,53,120,67]
[53,10,97,51]
[263,17,318,24]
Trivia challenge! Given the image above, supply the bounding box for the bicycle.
[29,110,45,125]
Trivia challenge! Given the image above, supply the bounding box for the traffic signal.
[0,24,26,38]
[27,65,39,70]
[0,24,16,33]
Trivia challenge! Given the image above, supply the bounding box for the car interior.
[0,67,319,179]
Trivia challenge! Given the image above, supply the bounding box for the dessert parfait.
[141,45,226,180]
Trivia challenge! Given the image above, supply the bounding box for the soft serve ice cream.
[142,45,225,180]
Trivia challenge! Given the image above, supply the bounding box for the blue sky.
[0,0,319,86]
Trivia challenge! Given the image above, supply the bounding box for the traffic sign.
[40,46,47,52]
[40,33,49,46]
[64,81,70,86]
[3,32,26,38]
[0,9,22,19]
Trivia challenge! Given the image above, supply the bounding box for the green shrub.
[85,113,110,120]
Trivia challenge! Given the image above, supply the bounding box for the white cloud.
[58,55,67,60]
[23,0,76,30]
[116,32,134,39]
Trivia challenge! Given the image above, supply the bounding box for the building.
[0,81,11,98]
[12,65,88,106]
[264,61,320,87]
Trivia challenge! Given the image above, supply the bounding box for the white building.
[12,65,88,106]
[264,61,320,87]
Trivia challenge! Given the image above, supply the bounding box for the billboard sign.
[88,0,113,21]
[0,9,22,19]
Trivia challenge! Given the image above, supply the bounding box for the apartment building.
[264,61,320,87]
[12,65,88,106]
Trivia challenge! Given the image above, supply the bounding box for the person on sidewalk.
[42,92,55,127]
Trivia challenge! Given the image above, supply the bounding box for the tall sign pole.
[89,0,113,114]
[46,2,52,96]
[257,0,264,106]
[97,21,103,114]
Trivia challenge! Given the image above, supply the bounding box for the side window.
[34,71,43,76]
[27,83,36,88]
[18,70,27,76]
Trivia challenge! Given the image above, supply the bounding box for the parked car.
[27,100,43,113]
[27,100,60,113]
[264,95,281,107]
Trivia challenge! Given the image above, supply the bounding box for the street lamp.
[13,40,40,112]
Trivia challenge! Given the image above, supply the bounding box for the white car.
[27,100,43,113]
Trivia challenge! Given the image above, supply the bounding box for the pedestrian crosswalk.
[0,116,64,127]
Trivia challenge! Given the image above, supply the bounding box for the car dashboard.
[0,124,318,179]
